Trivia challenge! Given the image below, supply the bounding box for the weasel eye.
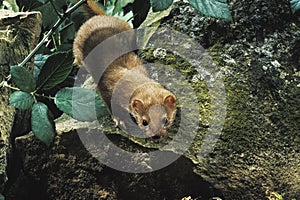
[142,120,149,126]
[163,118,168,125]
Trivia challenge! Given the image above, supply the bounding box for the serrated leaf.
[150,0,173,12]
[34,54,49,80]
[9,91,35,109]
[10,65,36,93]
[291,0,300,13]
[55,87,108,121]
[188,0,232,20]
[31,102,55,146]
[36,51,73,91]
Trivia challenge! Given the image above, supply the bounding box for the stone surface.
[159,1,299,199]
[0,9,41,193]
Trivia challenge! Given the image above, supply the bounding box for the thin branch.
[2,81,20,91]
[18,0,87,67]
[0,74,11,88]
[35,93,56,100]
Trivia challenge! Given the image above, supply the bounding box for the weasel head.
[129,94,176,138]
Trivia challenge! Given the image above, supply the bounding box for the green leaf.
[35,2,59,28]
[34,54,49,80]
[291,0,300,13]
[113,0,135,15]
[10,65,36,93]
[51,0,68,11]
[59,23,76,44]
[36,51,73,91]
[31,102,55,146]
[55,87,108,121]
[34,54,49,69]
[9,91,35,110]
[115,10,134,26]
[141,3,173,27]
[150,0,173,12]
[188,0,232,20]
[140,4,174,48]
[16,0,43,11]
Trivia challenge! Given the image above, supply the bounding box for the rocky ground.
[3,0,300,199]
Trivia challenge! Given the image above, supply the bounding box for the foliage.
[55,87,108,121]
[188,0,232,20]
[150,0,232,20]
[149,0,300,19]
[31,102,55,146]
[8,52,106,146]
[291,0,300,13]
[9,91,35,110]
[150,0,173,12]
[10,65,36,92]
[36,51,73,90]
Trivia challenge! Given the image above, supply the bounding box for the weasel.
[73,0,176,138]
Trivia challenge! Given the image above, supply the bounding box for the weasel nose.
[151,129,167,139]
[151,135,161,140]
[159,129,167,137]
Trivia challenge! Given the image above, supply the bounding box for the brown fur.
[73,2,176,137]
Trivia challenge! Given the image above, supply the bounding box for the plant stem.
[18,0,87,67]
[35,93,56,100]
[2,81,20,91]
[0,74,12,88]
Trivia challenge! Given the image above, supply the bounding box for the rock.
[0,9,41,193]
[159,1,299,199]
[7,131,221,199]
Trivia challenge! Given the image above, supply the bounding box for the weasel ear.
[131,99,144,113]
[164,95,176,109]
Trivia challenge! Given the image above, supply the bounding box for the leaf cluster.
[8,52,107,146]
[150,0,232,20]
[149,0,300,19]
